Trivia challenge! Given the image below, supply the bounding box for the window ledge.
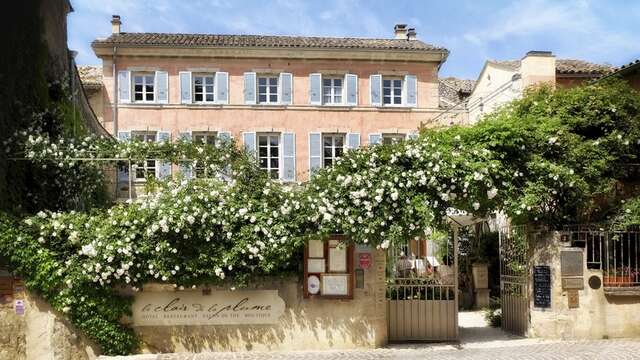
[603,287,640,296]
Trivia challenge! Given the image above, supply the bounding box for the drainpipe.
[112,46,118,135]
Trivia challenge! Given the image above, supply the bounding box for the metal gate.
[499,225,530,336]
[387,227,459,341]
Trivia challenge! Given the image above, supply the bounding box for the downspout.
[112,46,118,135]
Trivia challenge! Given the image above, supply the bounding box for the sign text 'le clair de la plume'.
[132,290,285,326]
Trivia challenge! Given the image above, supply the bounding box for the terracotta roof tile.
[439,77,475,108]
[92,32,446,52]
[77,65,102,89]
[491,59,614,75]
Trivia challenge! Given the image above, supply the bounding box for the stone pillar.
[472,263,490,309]
[373,249,388,346]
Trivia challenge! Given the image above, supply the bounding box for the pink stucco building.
[91,17,463,186]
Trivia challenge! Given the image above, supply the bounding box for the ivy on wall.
[0,80,639,355]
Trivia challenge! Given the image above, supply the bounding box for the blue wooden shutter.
[117,131,131,183]
[406,132,419,140]
[281,132,296,181]
[243,132,256,155]
[368,133,382,146]
[156,131,172,179]
[217,131,231,143]
[370,74,382,106]
[405,74,417,107]
[117,71,131,103]
[215,72,229,104]
[345,74,358,106]
[279,73,293,105]
[347,133,360,150]
[309,133,322,176]
[309,73,322,105]
[155,71,168,104]
[179,71,192,104]
[178,132,193,179]
[244,72,256,104]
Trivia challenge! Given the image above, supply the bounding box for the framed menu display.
[307,258,325,273]
[303,235,354,299]
[328,245,347,272]
[308,240,324,258]
[321,274,350,296]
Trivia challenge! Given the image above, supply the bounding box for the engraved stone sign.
[561,250,583,277]
[133,290,285,326]
[562,277,584,290]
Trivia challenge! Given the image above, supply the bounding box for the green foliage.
[483,297,502,327]
[0,214,137,355]
[0,80,639,354]
[613,197,640,229]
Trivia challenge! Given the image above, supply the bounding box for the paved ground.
[102,312,640,360]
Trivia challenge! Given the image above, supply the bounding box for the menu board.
[533,265,551,308]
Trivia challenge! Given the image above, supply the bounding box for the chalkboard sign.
[534,265,551,308]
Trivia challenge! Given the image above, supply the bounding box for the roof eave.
[92,42,449,63]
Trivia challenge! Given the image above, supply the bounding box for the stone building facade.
[466,51,614,123]
[88,19,469,195]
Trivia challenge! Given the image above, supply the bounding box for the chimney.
[111,15,121,34]
[520,50,556,88]
[394,24,408,39]
[407,28,417,41]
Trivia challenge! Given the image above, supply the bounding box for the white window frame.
[382,134,405,145]
[382,77,403,106]
[322,134,346,168]
[193,131,218,178]
[193,74,216,103]
[132,131,157,181]
[132,73,156,103]
[322,77,344,105]
[257,76,279,104]
[257,133,281,179]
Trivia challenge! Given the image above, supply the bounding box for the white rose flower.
[487,188,498,199]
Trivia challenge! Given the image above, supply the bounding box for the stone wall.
[528,231,640,339]
[0,284,98,360]
[129,249,387,353]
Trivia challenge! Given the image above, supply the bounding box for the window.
[258,134,280,179]
[193,132,217,177]
[323,78,343,105]
[258,76,278,104]
[323,134,345,168]
[382,134,405,145]
[133,73,155,102]
[132,132,156,180]
[193,74,215,103]
[383,78,403,105]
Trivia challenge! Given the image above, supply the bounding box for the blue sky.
[69,0,640,79]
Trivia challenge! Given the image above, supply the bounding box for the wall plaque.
[358,253,372,270]
[562,277,584,290]
[533,265,551,308]
[355,269,365,289]
[567,290,579,309]
[561,250,583,277]
[132,290,285,326]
